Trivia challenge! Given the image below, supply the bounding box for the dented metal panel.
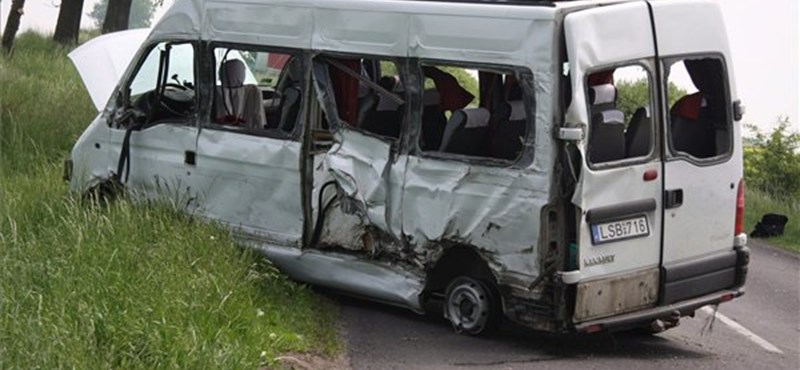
[401,156,550,278]
[257,244,424,312]
[192,129,305,246]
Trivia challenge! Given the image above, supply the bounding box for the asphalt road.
[337,240,799,369]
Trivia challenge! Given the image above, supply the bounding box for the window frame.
[662,53,734,167]
[411,58,536,168]
[201,41,308,141]
[310,52,411,144]
[583,60,660,171]
[115,40,200,129]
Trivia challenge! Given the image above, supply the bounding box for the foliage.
[89,0,158,29]
[0,32,339,368]
[615,79,687,123]
[743,117,800,199]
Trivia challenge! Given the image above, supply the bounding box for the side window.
[585,65,654,164]
[317,56,406,140]
[418,63,531,162]
[124,42,196,127]
[210,46,302,135]
[666,57,731,159]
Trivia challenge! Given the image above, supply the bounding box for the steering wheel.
[159,83,195,116]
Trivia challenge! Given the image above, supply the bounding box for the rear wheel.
[444,276,498,335]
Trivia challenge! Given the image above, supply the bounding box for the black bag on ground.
[750,213,789,238]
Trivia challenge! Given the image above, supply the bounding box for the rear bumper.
[573,245,750,333]
[573,286,744,333]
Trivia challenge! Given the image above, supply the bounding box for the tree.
[2,0,26,54]
[744,117,800,199]
[103,0,133,33]
[89,0,157,32]
[53,0,85,45]
[616,79,687,123]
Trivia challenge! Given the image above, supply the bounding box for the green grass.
[1,32,338,369]
[744,187,800,253]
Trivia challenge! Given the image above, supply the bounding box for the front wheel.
[444,276,498,335]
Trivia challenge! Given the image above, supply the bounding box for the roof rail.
[408,0,563,7]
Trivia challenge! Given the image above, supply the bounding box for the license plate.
[591,216,650,245]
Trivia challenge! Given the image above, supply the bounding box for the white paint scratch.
[700,306,784,354]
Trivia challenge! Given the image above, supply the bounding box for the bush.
[744,117,800,199]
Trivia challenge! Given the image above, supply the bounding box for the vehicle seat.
[670,92,715,158]
[625,106,652,157]
[440,107,490,156]
[587,84,625,163]
[492,100,526,160]
[362,92,403,139]
[278,85,302,132]
[421,89,447,150]
[214,59,267,129]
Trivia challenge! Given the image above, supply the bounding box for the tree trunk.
[53,0,85,45]
[2,0,26,54]
[102,0,133,34]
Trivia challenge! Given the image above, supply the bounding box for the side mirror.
[733,100,745,122]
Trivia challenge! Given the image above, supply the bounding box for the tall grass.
[744,187,800,252]
[0,33,338,368]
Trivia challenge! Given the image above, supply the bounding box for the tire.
[443,276,499,335]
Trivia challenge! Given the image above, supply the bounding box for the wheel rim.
[445,278,491,334]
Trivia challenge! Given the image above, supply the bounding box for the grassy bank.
[744,187,800,253]
[0,33,337,368]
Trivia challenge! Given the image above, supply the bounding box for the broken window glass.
[318,56,406,140]
[666,57,731,159]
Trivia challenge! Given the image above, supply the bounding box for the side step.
[255,244,425,313]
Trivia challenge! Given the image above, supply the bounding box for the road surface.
[337,240,799,369]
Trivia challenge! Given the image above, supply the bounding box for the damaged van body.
[66,0,750,335]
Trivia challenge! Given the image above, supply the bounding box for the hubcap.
[445,278,490,334]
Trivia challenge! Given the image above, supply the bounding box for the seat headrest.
[220,59,246,88]
[462,107,490,128]
[423,89,440,106]
[589,84,616,105]
[507,100,526,121]
[598,110,625,125]
[671,92,706,121]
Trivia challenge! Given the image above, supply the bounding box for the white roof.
[148,0,567,67]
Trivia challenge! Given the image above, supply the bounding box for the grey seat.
[625,106,652,158]
[587,84,625,163]
[492,100,526,160]
[214,59,267,129]
[440,107,490,156]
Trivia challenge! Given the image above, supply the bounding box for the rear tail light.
[734,179,745,235]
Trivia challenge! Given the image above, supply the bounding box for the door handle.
[665,189,683,209]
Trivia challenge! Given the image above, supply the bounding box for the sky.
[1,0,798,132]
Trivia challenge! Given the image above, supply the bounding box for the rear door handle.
[665,189,683,209]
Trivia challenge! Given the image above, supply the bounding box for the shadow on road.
[333,294,711,368]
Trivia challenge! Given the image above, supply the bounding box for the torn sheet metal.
[257,244,424,312]
[401,156,551,279]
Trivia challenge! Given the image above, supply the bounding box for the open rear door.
[564,2,663,322]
